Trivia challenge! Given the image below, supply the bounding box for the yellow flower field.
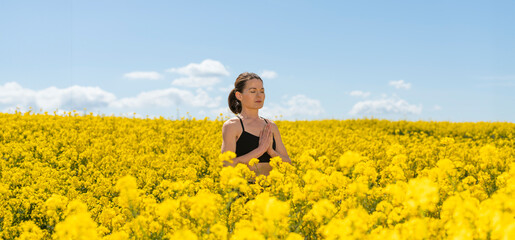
[1,111,514,239]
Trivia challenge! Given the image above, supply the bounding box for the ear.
[235,91,242,101]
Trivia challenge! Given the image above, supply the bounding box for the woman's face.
[237,79,265,109]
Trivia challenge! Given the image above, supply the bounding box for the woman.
[221,72,291,176]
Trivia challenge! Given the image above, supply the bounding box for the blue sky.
[1,1,514,122]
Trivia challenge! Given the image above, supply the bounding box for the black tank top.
[235,116,276,163]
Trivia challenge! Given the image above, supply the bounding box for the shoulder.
[222,117,242,133]
[264,118,279,132]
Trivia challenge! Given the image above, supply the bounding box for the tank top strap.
[236,115,245,131]
[261,117,268,124]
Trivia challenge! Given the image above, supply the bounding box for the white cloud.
[349,95,422,116]
[389,80,411,90]
[433,105,442,111]
[261,94,324,120]
[218,84,233,93]
[110,87,221,109]
[0,82,116,110]
[206,95,324,120]
[124,71,163,80]
[209,107,234,119]
[0,82,222,115]
[166,59,230,87]
[260,70,278,79]
[349,90,371,98]
[211,106,232,114]
[0,82,35,105]
[117,112,145,119]
[167,59,229,76]
[201,107,233,119]
[38,86,117,110]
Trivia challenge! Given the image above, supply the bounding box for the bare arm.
[266,122,292,163]
[221,120,272,167]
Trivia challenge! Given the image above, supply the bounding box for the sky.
[1,1,514,122]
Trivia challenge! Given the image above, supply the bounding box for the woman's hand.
[266,130,275,155]
[257,122,272,155]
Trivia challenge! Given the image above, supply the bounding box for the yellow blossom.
[53,200,99,240]
[1,112,514,239]
[169,229,198,240]
[17,221,45,240]
[248,158,260,166]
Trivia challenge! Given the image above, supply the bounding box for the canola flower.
[0,111,515,239]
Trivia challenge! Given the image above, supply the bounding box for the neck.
[239,109,260,120]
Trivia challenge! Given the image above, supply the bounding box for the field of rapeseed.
[1,111,514,239]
